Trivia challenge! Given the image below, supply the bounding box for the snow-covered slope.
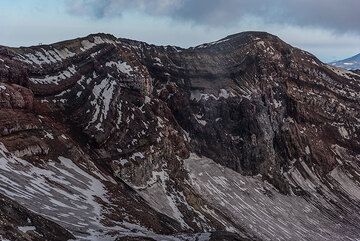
[185,154,360,241]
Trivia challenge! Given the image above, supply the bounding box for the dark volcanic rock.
[0,32,360,241]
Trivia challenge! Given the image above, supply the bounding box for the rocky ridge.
[0,32,360,240]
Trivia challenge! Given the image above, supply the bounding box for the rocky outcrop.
[0,32,359,240]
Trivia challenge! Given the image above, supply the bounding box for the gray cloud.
[275,0,360,33]
[66,0,183,18]
[65,0,360,33]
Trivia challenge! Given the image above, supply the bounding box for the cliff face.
[0,32,360,241]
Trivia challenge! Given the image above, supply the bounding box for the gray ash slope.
[0,31,360,240]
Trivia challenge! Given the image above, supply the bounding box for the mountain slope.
[0,32,360,240]
[331,53,360,70]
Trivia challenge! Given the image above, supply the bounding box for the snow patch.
[18,226,36,233]
[338,126,350,139]
[105,61,134,76]
[18,48,75,66]
[194,114,207,126]
[88,78,117,131]
[191,89,233,102]
[30,65,77,85]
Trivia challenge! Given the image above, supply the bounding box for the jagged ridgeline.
[0,32,360,241]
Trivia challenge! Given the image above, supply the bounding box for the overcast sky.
[1,0,359,62]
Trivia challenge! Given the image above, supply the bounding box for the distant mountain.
[331,53,360,70]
